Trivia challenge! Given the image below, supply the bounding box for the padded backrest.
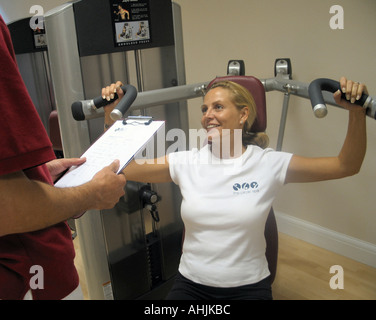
[207,76,267,132]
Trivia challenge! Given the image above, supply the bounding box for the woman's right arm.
[102,82,172,184]
[123,157,172,183]
[102,81,124,130]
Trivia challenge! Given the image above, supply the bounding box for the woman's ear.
[240,106,249,124]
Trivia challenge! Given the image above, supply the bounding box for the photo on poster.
[31,18,47,49]
[110,0,151,47]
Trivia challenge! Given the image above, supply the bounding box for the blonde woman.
[102,77,367,299]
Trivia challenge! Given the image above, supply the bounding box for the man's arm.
[0,160,126,237]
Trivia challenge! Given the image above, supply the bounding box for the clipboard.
[55,118,165,188]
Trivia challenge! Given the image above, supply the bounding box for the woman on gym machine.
[101,76,367,300]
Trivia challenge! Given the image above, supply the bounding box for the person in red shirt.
[0,15,127,300]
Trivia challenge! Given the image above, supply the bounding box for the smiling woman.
[202,81,269,155]
[99,76,368,300]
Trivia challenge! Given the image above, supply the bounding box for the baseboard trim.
[274,211,376,268]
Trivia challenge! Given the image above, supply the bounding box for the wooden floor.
[272,233,376,300]
[74,232,376,300]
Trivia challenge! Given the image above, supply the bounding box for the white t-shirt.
[168,144,293,287]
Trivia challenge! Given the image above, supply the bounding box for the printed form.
[55,120,164,188]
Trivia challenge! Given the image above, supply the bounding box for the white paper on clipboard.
[55,120,165,188]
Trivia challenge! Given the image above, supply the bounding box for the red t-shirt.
[0,16,79,300]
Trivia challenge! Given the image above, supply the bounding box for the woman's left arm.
[285,77,367,184]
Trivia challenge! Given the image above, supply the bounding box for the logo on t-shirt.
[233,181,259,194]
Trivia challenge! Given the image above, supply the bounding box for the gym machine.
[45,0,375,300]
[45,0,187,300]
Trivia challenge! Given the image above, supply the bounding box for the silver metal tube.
[74,75,376,122]
[44,3,91,158]
[45,3,111,300]
[263,76,349,109]
[262,75,376,120]
[134,50,145,93]
[132,81,208,110]
[276,92,290,151]
[79,81,209,120]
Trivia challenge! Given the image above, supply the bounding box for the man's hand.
[88,160,127,210]
[47,158,87,182]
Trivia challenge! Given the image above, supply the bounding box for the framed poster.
[31,17,47,50]
[111,0,151,48]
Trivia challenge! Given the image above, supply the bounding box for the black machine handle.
[308,78,373,118]
[71,84,138,121]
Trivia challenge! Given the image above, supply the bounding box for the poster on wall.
[31,18,47,50]
[110,0,151,48]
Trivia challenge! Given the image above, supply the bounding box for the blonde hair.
[206,81,269,149]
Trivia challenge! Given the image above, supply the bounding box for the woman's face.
[201,87,248,143]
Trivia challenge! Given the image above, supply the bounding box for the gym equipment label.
[111,0,151,47]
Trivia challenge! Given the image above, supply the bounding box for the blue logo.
[233,183,241,191]
[233,181,259,193]
[242,183,250,190]
[251,182,259,189]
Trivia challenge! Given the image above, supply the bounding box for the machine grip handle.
[92,93,118,109]
[110,84,138,121]
[308,78,369,118]
[71,84,138,121]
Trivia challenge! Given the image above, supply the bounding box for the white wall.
[173,0,376,250]
[1,0,375,260]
